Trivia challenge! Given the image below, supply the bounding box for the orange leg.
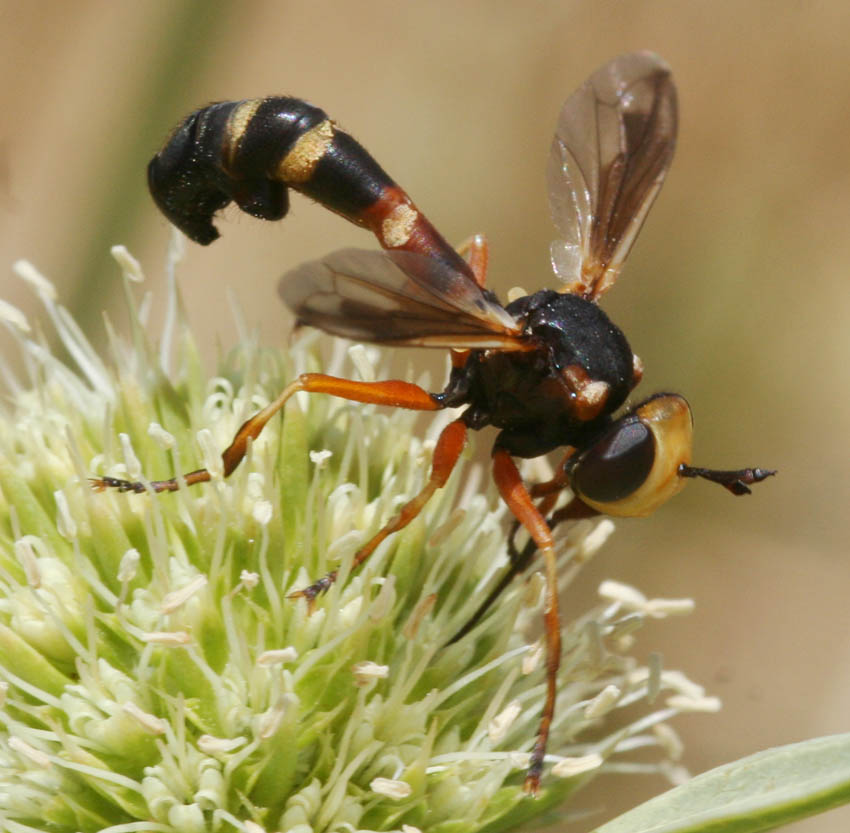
[450,234,490,370]
[449,483,600,647]
[289,419,468,605]
[448,486,560,646]
[492,448,560,797]
[91,373,442,493]
[455,233,489,289]
[454,492,601,632]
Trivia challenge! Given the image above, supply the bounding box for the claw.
[89,476,146,493]
[523,764,542,797]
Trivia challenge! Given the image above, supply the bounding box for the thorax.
[447,290,637,457]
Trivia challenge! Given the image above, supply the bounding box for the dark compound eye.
[571,419,655,504]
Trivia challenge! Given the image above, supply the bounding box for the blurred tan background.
[1,1,848,831]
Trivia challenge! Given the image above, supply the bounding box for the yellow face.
[569,394,694,518]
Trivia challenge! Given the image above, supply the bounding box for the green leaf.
[592,733,850,833]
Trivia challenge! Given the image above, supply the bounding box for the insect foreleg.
[92,373,442,494]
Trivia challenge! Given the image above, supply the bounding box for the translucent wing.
[279,248,527,349]
[547,51,678,300]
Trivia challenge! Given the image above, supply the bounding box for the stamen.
[370,777,412,799]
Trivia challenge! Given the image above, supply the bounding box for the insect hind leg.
[455,233,489,288]
[91,373,443,494]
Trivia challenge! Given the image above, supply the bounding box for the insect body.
[96,52,774,794]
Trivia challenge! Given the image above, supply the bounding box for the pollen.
[160,574,208,614]
[488,700,522,742]
[370,777,413,799]
[9,738,51,769]
[257,647,298,665]
[584,684,621,719]
[140,630,193,645]
[551,752,603,778]
[352,661,390,687]
[122,702,167,735]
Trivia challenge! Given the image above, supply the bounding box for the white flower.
[0,248,712,831]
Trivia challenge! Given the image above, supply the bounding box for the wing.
[279,247,528,349]
[547,51,678,301]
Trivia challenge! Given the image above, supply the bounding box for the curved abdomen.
[147,96,472,278]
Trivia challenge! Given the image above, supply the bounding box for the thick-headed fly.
[94,52,774,794]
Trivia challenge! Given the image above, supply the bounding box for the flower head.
[0,242,711,832]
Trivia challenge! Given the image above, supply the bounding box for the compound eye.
[569,393,694,517]
[571,419,655,504]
